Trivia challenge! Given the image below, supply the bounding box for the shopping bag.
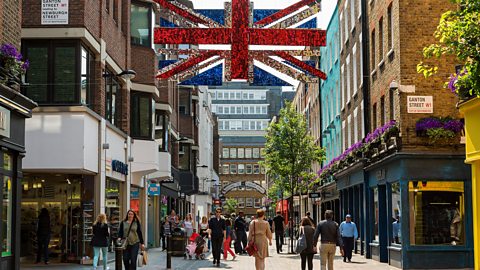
[295,227,307,254]
[137,252,144,267]
[142,250,148,265]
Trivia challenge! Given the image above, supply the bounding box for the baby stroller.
[185,233,207,260]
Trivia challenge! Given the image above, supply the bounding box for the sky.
[188,0,338,88]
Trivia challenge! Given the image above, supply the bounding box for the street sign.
[309,192,321,198]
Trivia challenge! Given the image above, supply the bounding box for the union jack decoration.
[154,0,327,85]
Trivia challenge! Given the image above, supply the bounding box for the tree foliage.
[263,102,325,196]
[417,0,480,99]
[224,198,238,214]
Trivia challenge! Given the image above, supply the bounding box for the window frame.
[130,1,153,47]
[130,91,154,140]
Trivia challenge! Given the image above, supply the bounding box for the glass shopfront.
[373,187,379,242]
[409,181,464,245]
[105,178,123,251]
[2,153,13,257]
[390,182,401,244]
[20,175,83,261]
[130,186,140,215]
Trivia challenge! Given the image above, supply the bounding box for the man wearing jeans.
[208,207,226,267]
[339,214,358,263]
[313,210,343,270]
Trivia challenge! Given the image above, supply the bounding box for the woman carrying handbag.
[247,209,272,270]
[298,217,316,270]
[118,210,145,270]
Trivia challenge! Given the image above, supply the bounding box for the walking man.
[272,211,285,253]
[209,207,226,267]
[339,214,358,263]
[313,210,343,270]
[234,211,247,254]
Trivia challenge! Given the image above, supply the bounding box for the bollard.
[115,244,123,270]
[167,235,172,269]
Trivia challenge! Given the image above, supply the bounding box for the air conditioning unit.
[202,100,208,107]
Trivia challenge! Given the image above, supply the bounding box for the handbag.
[137,251,144,267]
[245,221,258,256]
[118,221,134,249]
[295,226,307,254]
[230,229,237,241]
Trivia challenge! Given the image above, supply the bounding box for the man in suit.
[209,207,226,267]
[234,211,247,254]
[272,211,285,253]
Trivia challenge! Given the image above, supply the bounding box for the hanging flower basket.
[0,43,29,87]
[415,117,464,145]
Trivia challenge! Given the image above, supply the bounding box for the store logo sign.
[0,106,10,138]
[112,160,128,175]
[148,182,161,196]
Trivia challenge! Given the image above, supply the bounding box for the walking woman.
[183,213,194,238]
[298,217,316,270]
[92,213,109,270]
[223,218,236,260]
[199,216,210,251]
[247,209,272,270]
[118,210,145,270]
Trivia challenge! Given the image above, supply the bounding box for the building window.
[24,41,93,105]
[222,148,229,158]
[222,164,229,174]
[409,181,464,245]
[155,111,169,151]
[230,148,237,158]
[131,2,152,46]
[388,4,393,50]
[105,70,122,126]
[389,91,395,120]
[254,198,261,208]
[353,44,358,96]
[245,148,252,158]
[371,30,376,68]
[373,187,379,242]
[344,1,349,42]
[379,17,384,61]
[237,148,244,158]
[246,164,252,174]
[346,55,351,103]
[253,148,260,158]
[113,0,119,22]
[350,0,355,31]
[390,182,401,244]
[131,91,153,139]
[178,144,191,170]
[230,164,237,174]
[1,153,13,257]
[246,198,254,208]
[238,198,245,208]
[380,96,385,126]
[372,103,377,129]
[260,148,265,158]
[238,164,245,174]
[253,164,260,174]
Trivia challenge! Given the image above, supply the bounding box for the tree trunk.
[289,177,295,254]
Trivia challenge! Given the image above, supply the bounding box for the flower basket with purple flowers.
[0,43,29,87]
[415,117,464,145]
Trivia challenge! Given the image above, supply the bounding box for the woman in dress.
[118,210,145,270]
[183,213,194,238]
[92,213,109,270]
[298,217,316,270]
[223,218,236,260]
[247,209,272,270]
[199,216,210,251]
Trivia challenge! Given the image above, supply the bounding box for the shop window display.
[409,181,464,245]
[130,187,140,215]
[373,187,379,242]
[105,179,122,252]
[390,182,401,244]
[2,176,12,257]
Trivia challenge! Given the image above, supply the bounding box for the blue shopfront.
[364,153,473,269]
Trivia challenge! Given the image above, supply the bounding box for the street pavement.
[20,239,398,270]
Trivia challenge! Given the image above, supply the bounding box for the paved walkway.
[21,241,398,270]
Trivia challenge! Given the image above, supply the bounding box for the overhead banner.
[42,0,69,25]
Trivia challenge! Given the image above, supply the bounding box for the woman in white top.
[199,216,210,251]
[183,213,194,238]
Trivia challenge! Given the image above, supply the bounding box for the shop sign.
[106,198,118,207]
[148,182,161,196]
[41,0,69,25]
[309,192,320,198]
[112,160,128,175]
[407,96,433,113]
[0,106,10,138]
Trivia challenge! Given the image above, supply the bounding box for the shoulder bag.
[295,226,307,254]
[245,221,258,256]
[118,221,134,250]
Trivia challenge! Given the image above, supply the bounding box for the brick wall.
[369,0,462,152]
[131,45,156,85]
[1,0,22,47]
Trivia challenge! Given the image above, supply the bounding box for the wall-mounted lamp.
[102,143,110,150]
[389,80,399,91]
[117,69,136,80]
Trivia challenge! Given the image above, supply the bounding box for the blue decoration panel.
[252,66,292,86]
[179,64,224,86]
[159,60,178,69]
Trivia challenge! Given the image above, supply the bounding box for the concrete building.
[19,0,177,262]
[210,82,285,216]
[0,0,37,269]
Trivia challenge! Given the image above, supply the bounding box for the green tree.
[262,102,325,253]
[224,198,238,214]
[418,0,480,99]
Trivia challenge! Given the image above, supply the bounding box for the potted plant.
[415,117,464,145]
[0,43,29,87]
